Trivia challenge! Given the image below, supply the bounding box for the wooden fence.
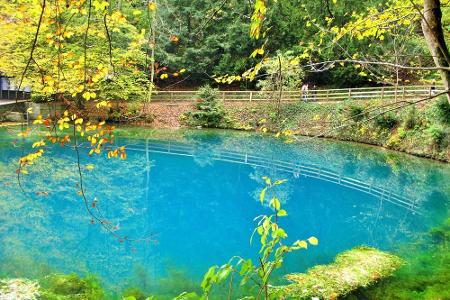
[150,85,444,103]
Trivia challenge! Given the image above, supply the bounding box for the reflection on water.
[0,128,449,296]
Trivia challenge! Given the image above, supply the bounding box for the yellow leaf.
[26,107,33,114]
[148,2,156,11]
[32,140,45,148]
[296,240,308,249]
[82,91,91,100]
[33,115,43,124]
[307,236,319,246]
[96,101,110,108]
[85,164,95,170]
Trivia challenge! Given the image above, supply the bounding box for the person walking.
[301,83,309,102]
[431,79,437,95]
[312,84,317,101]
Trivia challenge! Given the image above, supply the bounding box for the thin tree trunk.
[149,0,156,101]
[421,0,450,103]
[144,0,157,112]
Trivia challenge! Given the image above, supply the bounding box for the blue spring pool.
[0,128,449,297]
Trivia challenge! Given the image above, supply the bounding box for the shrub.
[434,96,450,125]
[374,113,398,129]
[184,85,225,128]
[348,105,365,122]
[426,124,447,146]
[31,93,54,103]
[403,106,418,129]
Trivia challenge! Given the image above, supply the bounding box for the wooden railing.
[0,90,31,101]
[150,85,444,103]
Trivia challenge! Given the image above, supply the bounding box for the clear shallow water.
[0,127,449,296]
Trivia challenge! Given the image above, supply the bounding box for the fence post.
[249,91,253,102]
[381,87,384,100]
[402,86,405,101]
[429,86,432,97]
[222,91,226,102]
[394,86,398,102]
[348,88,352,100]
[326,90,329,101]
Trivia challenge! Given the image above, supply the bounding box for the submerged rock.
[275,246,403,299]
[0,278,40,300]
[4,112,24,122]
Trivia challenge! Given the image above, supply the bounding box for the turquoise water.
[0,127,449,296]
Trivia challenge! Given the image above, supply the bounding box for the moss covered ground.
[275,247,403,299]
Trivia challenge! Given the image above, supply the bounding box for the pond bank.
[3,98,449,162]
[142,99,450,162]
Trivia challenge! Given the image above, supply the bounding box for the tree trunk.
[421,0,450,103]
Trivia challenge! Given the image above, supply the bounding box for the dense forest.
[1,0,449,99]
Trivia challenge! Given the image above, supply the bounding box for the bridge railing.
[149,85,444,103]
[0,90,31,101]
[109,138,419,213]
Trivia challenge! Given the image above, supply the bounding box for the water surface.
[0,127,449,296]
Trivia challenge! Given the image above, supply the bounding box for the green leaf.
[239,259,253,276]
[217,266,232,282]
[277,209,288,217]
[275,228,287,239]
[270,198,281,210]
[240,275,250,287]
[260,187,267,204]
[173,292,199,300]
[201,266,217,290]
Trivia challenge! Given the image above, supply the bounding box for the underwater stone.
[4,111,24,122]
[0,278,40,300]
